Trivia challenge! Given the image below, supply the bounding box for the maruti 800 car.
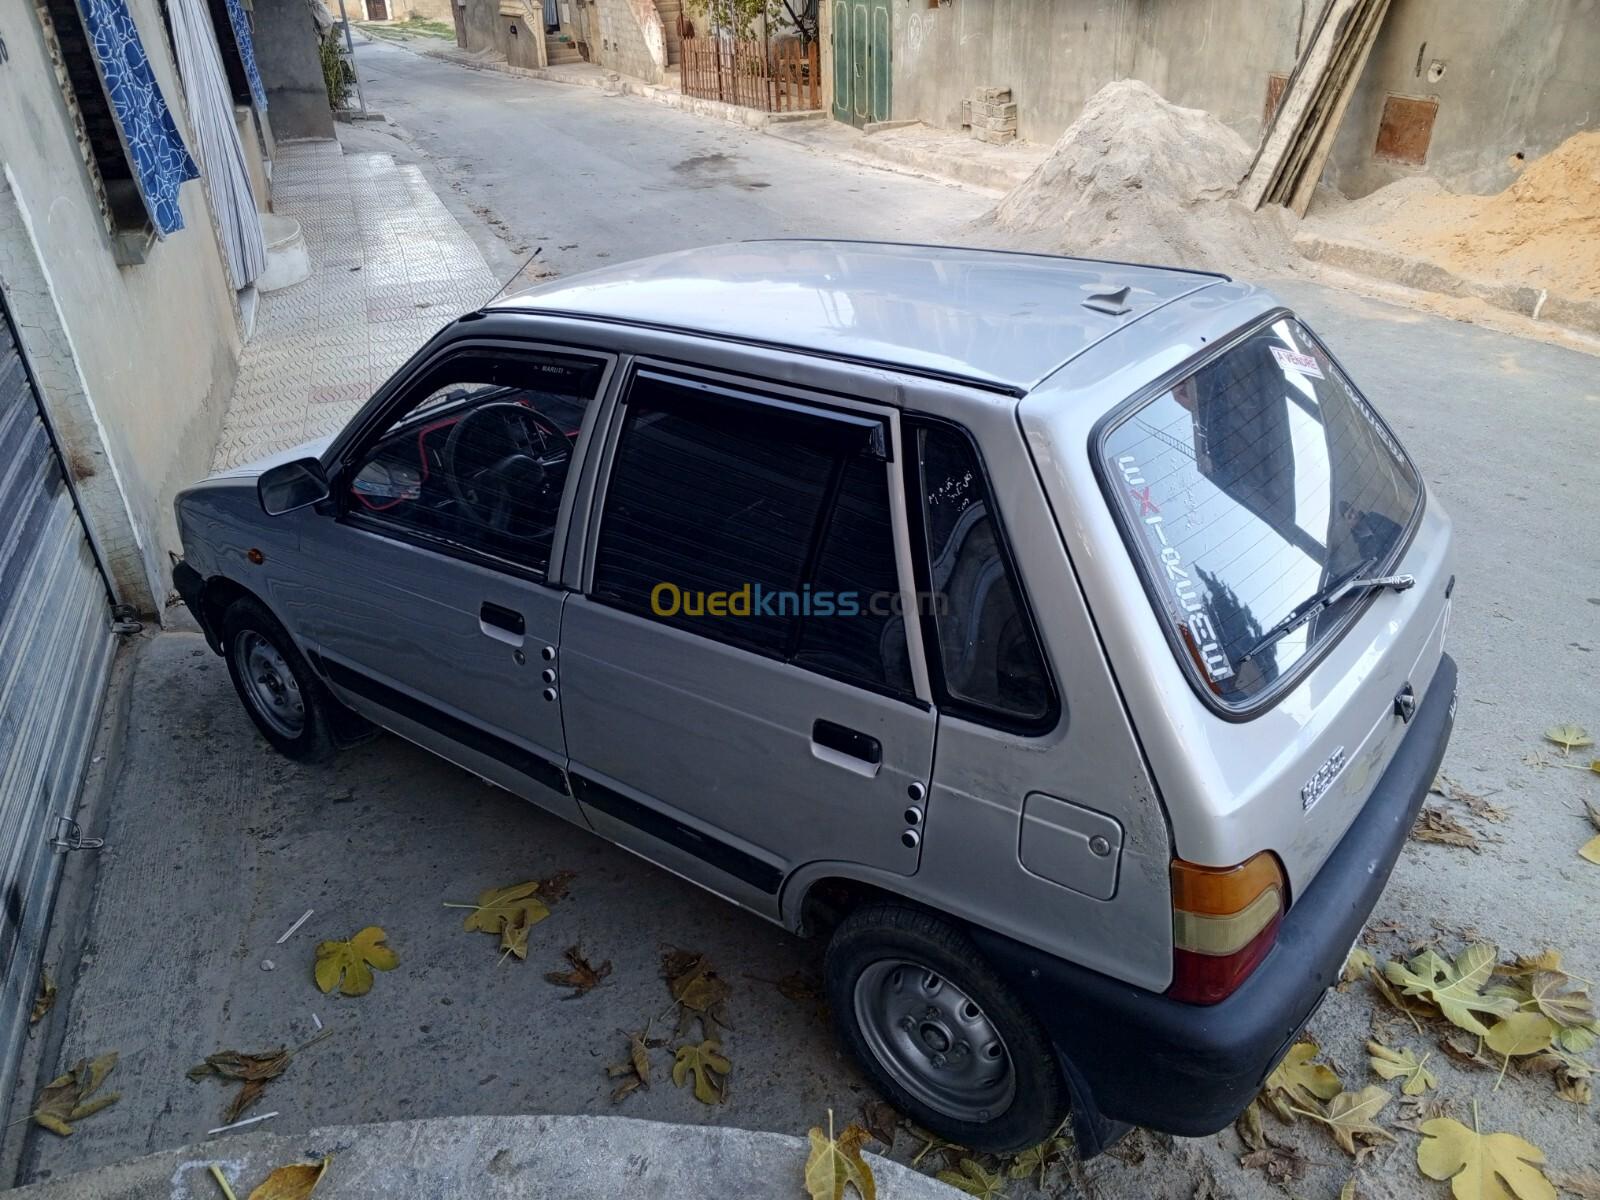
[173,241,1455,1154]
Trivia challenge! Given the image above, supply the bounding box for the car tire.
[221,596,337,764]
[825,902,1067,1154]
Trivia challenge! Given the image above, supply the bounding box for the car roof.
[486,240,1233,394]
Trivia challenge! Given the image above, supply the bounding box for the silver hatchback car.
[174,241,1456,1155]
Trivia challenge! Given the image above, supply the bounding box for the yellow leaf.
[1417,1117,1555,1200]
[30,971,56,1024]
[1484,1012,1556,1058]
[1581,834,1600,866]
[1342,947,1375,985]
[1262,1042,1342,1118]
[804,1111,876,1200]
[31,1052,119,1136]
[1544,724,1593,753]
[937,1158,1006,1199]
[1367,1040,1438,1094]
[461,881,550,934]
[1385,945,1517,1036]
[246,1156,331,1200]
[1319,1086,1395,1156]
[313,927,398,996]
[671,1039,730,1105]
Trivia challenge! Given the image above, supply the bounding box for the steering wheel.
[440,401,570,539]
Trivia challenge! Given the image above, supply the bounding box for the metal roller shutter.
[0,291,116,1116]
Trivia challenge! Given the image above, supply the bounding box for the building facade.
[848,0,1599,198]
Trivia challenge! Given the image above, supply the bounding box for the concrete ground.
[12,1116,954,1200]
[10,34,1600,1200]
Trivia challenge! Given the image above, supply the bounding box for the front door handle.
[479,601,525,646]
[811,719,882,776]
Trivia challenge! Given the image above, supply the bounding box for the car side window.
[912,421,1053,727]
[345,352,603,577]
[591,372,913,695]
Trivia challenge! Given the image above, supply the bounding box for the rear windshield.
[1100,316,1422,711]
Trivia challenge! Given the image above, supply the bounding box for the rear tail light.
[1168,852,1287,1005]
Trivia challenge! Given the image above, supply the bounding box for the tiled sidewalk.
[212,141,496,470]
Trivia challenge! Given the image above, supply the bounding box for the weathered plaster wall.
[881,0,1599,199]
[1323,0,1600,197]
[456,0,546,69]
[590,0,665,82]
[254,0,338,138]
[886,0,1299,146]
[0,0,243,611]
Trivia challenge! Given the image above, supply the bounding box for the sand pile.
[974,79,1298,275]
[1353,130,1600,299]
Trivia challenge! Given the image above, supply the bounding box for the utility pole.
[335,0,370,117]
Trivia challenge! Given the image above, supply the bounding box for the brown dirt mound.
[1313,130,1600,300]
[973,79,1298,276]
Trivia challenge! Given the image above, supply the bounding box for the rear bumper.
[971,653,1457,1151]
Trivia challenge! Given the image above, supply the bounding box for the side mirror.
[258,457,331,516]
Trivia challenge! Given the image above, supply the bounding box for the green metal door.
[832,0,890,127]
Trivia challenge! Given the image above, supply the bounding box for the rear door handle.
[479,601,525,646]
[811,719,882,777]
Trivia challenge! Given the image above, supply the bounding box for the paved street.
[16,38,1600,1200]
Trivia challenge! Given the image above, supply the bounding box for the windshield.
[1100,315,1422,710]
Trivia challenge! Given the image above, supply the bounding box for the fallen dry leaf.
[1261,1042,1341,1121]
[1368,1040,1438,1094]
[804,1110,876,1200]
[604,1023,659,1103]
[861,1099,899,1149]
[672,1038,730,1105]
[937,1158,1006,1199]
[1418,1114,1555,1200]
[1240,1144,1309,1185]
[30,971,56,1025]
[460,881,551,933]
[1007,1125,1072,1189]
[1485,1011,1558,1059]
[662,949,731,1038]
[31,1052,119,1136]
[1414,806,1482,851]
[1385,945,1517,1036]
[535,869,577,902]
[1433,775,1508,822]
[1314,1086,1395,1156]
[246,1156,331,1200]
[544,944,612,998]
[1544,724,1593,753]
[1582,801,1600,866]
[1342,946,1376,986]
[313,927,397,996]
[1548,1169,1600,1199]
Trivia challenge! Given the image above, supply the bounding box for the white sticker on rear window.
[1271,346,1325,378]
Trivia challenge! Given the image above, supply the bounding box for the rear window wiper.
[1239,558,1414,664]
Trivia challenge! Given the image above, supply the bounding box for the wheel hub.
[236,630,306,738]
[853,959,1015,1122]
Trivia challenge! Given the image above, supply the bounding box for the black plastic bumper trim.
[970,653,1457,1144]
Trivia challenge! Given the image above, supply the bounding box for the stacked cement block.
[970,86,1017,144]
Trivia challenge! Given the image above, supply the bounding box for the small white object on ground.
[207,1111,279,1136]
[275,908,314,944]
[260,959,274,972]
[312,1013,323,1031]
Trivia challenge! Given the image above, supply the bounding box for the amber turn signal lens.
[1170,853,1285,916]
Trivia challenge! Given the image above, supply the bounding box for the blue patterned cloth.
[223,0,269,112]
[76,0,199,236]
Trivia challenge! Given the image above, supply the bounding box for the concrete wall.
[589,0,665,82]
[1323,0,1600,197]
[876,0,1599,200]
[457,0,548,70]
[0,0,243,612]
[254,0,338,138]
[885,0,1301,146]
[324,0,457,21]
